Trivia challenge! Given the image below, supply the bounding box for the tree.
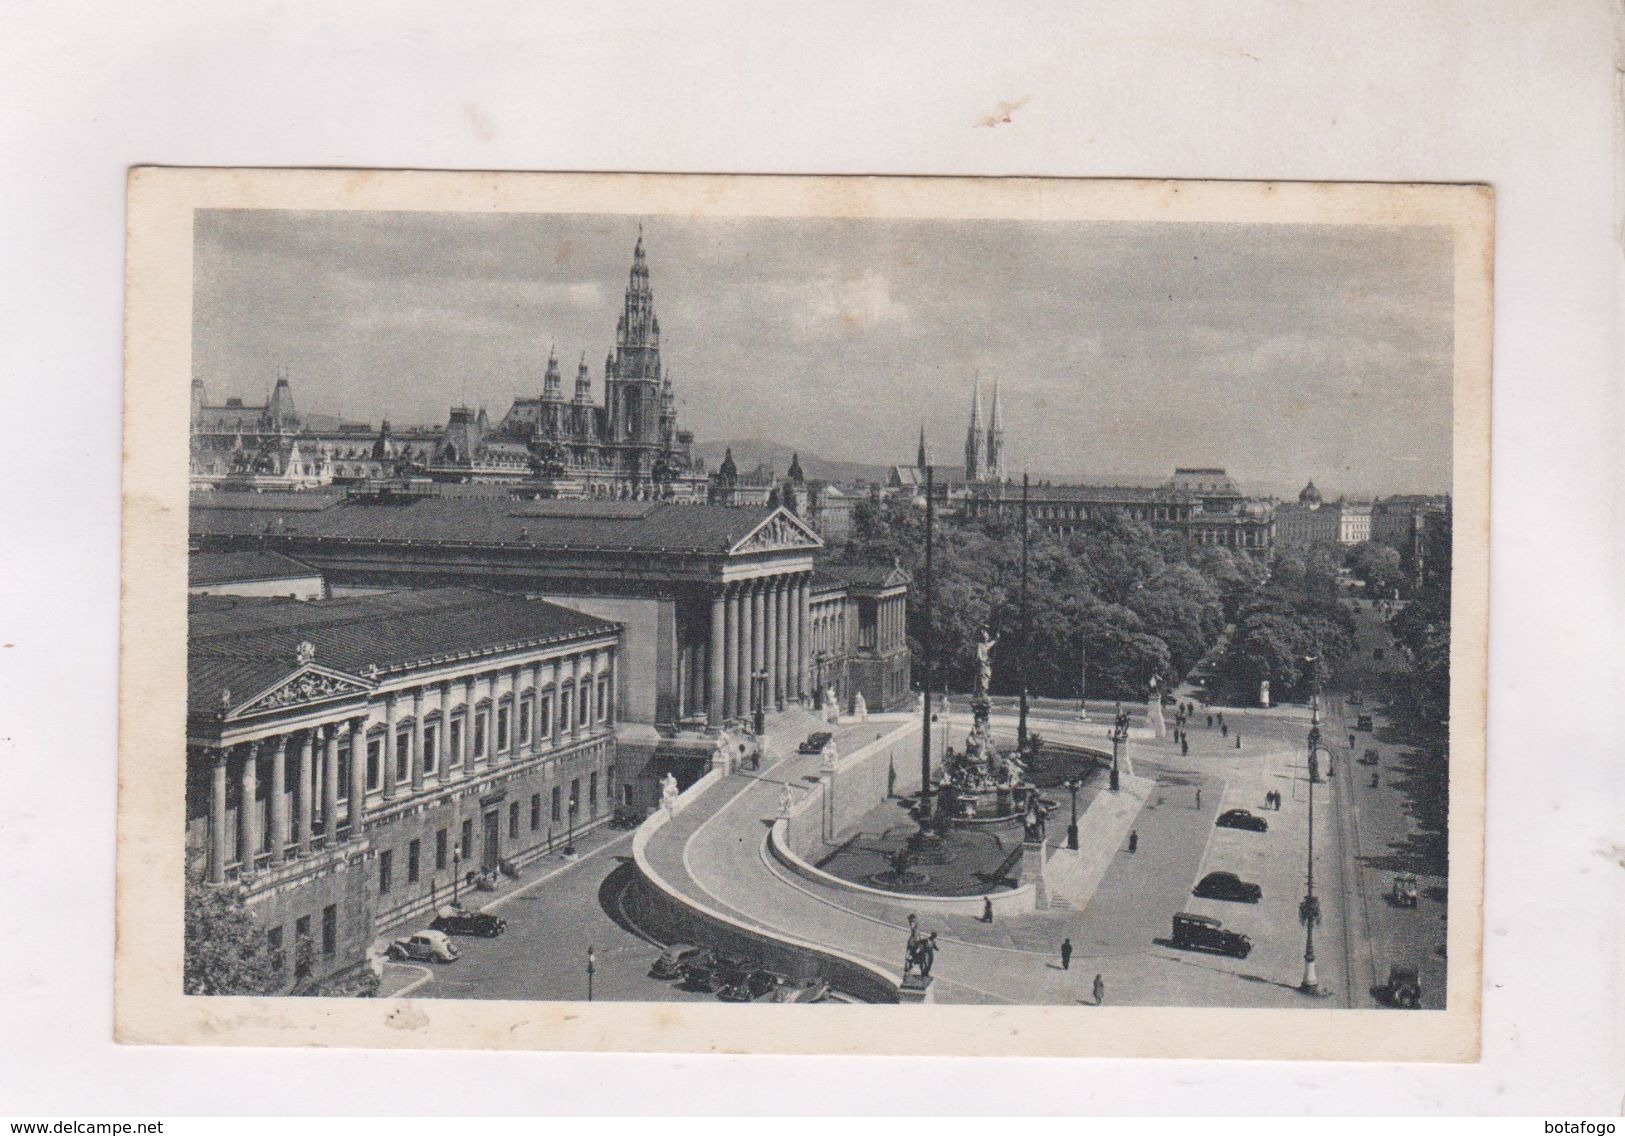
[184,868,278,996]
[1345,540,1405,596]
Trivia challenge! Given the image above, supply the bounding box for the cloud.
[793,269,910,337]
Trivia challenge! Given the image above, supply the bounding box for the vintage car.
[678,952,750,993]
[1360,747,1381,766]
[717,969,782,1002]
[649,943,709,980]
[1357,714,1375,731]
[429,909,507,938]
[772,977,832,1004]
[1383,964,1422,1008]
[1216,808,1268,833]
[386,929,460,963]
[1193,871,1263,904]
[1169,912,1252,959]
[1390,873,1419,907]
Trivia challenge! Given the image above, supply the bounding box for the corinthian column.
[709,589,727,728]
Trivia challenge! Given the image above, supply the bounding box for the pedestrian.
[1217,712,1224,727]
[1235,734,1242,749]
[1206,713,1213,728]
[1349,732,1356,748]
[1195,787,1202,809]
[1128,829,1138,854]
[1181,735,1189,757]
[1221,722,1228,737]
[1060,938,1073,970]
[1093,973,1105,1005]
[982,896,994,924]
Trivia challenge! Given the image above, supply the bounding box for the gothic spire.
[964,374,984,482]
[986,378,1006,482]
[917,423,928,470]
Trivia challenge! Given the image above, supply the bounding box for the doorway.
[481,810,500,873]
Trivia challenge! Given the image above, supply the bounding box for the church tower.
[964,375,984,482]
[986,379,1006,483]
[606,227,664,446]
[917,423,928,470]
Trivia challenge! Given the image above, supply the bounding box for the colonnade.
[706,572,811,727]
[201,647,613,884]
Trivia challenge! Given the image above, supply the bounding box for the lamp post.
[1017,471,1031,754]
[1065,778,1081,850]
[916,463,935,821]
[586,944,596,1002]
[1300,654,1332,996]
[1109,703,1128,792]
[451,849,462,907]
[566,799,578,857]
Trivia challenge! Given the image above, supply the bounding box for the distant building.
[806,562,913,713]
[962,468,1274,553]
[1371,494,1451,578]
[190,232,708,501]
[187,587,621,990]
[1274,481,1373,546]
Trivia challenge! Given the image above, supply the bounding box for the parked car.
[1382,964,1422,1008]
[1216,808,1268,833]
[650,943,708,980]
[717,969,782,1002]
[1390,873,1419,907]
[772,977,832,1004]
[1169,912,1252,959]
[1360,748,1381,766]
[1347,692,1365,706]
[429,909,507,938]
[611,805,645,830]
[1193,871,1263,904]
[679,952,749,993]
[387,929,460,963]
[1357,714,1374,731]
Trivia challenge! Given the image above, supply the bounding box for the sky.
[192,210,1455,498]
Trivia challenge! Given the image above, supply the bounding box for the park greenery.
[834,497,1271,702]
[184,868,279,996]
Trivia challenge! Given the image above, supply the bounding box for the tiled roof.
[190,494,783,555]
[189,586,618,720]
[821,562,911,589]
[190,491,345,512]
[188,550,320,586]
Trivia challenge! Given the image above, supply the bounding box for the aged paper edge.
[117,169,1490,1060]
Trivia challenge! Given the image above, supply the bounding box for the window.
[607,764,616,806]
[570,778,580,814]
[267,926,284,976]
[321,904,337,957]
[538,694,552,740]
[473,710,487,758]
[366,737,382,791]
[530,793,541,831]
[589,771,598,816]
[497,704,510,752]
[579,684,591,728]
[559,689,571,734]
[518,699,531,746]
[294,916,313,980]
[509,801,520,839]
[379,849,393,894]
[551,786,561,823]
[395,729,411,781]
[336,742,351,805]
[597,680,608,722]
[448,716,463,766]
[460,819,473,860]
[422,722,438,774]
[435,828,448,871]
[407,839,420,884]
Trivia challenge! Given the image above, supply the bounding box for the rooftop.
[190,494,819,556]
[188,550,320,587]
[189,586,619,721]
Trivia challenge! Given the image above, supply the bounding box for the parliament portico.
[188,587,621,991]
[190,495,912,809]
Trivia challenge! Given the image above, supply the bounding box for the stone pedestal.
[1020,839,1049,910]
[898,974,935,1004]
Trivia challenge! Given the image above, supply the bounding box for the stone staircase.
[1041,773,1156,913]
[757,704,834,765]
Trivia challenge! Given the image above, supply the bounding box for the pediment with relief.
[730,508,823,556]
[229,665,373,720]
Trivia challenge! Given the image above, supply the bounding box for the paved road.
[412,823,711,1003]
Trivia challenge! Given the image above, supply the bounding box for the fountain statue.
[973,628,998,700]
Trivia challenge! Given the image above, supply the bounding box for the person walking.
[1092,973,1105,1006]
[1221,721,1228,738]
[1060,938,1073,970]
[1235,733,1242,749]
[1206,713,1213,728]
[1195,787,1202,809]
[1181,735,1190,757]
[1348,732,1356,749]
[982,896,994,924]
[1128,829,1138,854]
